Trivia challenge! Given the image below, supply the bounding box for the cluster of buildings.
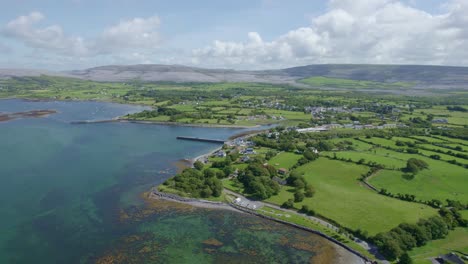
[240,99,298,112]
[237,114,285,121]
[217,137,257,162]
[305,106,351,115]
[226,137,255,148]
[432,118,448,124]
[297,123,399,133]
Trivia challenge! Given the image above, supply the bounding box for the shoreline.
[73,118,263,128]
[148,189,371,264]
[2,97,276,129]
[148,189,242,212]
[0,96,152,108]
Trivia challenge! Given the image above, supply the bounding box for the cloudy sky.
[0,0,467,70]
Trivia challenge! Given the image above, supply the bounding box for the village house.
[272,176,287,185]
[278,168,288,175]
[432,118,448,124]
[242,148,256,155]
[326,123,342,129]
[383,123,397,128]
[240,156,250,162]
[296,126,329,133]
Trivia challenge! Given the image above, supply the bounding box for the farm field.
[266,158,437,235]
[331,136,468,202]
[370,164,467,203]
[268,152,302,169]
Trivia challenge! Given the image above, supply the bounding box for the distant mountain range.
[1,64,468,89]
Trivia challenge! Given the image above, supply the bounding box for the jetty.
[176,136,225,144]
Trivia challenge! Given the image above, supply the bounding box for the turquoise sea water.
[0,99,346,263]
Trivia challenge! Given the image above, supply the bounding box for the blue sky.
[0,0,467,70]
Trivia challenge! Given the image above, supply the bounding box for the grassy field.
[339,136,468,203]
[368,151,468,203]
[322,151,405,170]
[363,137,405,149]
[266,158,436,235]
[268,152,302,169]
[370,165,467,203]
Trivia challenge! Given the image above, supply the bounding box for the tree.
[265,151,276,160]
[250,181,268,199]
[374,234,403,261]
[204,169,217,178]
[398,253,413,264]
[317,141,334,151]
[398,223,429,247]
[299,205,310,213]
[294,191,305,202]
[293,179,305,189]
[305,185,316,197]
[282,199,294,209]
[303,149,319,161]
[193,161,204,170]
[223,166,234,177]
[405,158,428,174]
[200,187,213,198]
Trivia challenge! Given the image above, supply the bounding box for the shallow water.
[0,99,350,263]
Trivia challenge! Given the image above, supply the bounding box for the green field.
[322,151,405,170]
[266,158,436,235]
[268,152,302,169]
[334,136,468,203]
[363,137,405,149]
[369,155,468,203]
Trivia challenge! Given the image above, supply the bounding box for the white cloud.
[93,16,161,54]
[3,11,88,56]
[2,12,161,58]
[193,0,468,68]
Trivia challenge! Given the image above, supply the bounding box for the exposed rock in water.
[0,109,57,122]
[202,238,224,247]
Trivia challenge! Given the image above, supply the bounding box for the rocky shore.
[148,189,372,264]
[148,189,241,212]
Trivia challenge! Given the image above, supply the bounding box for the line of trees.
[447,106,467,112]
